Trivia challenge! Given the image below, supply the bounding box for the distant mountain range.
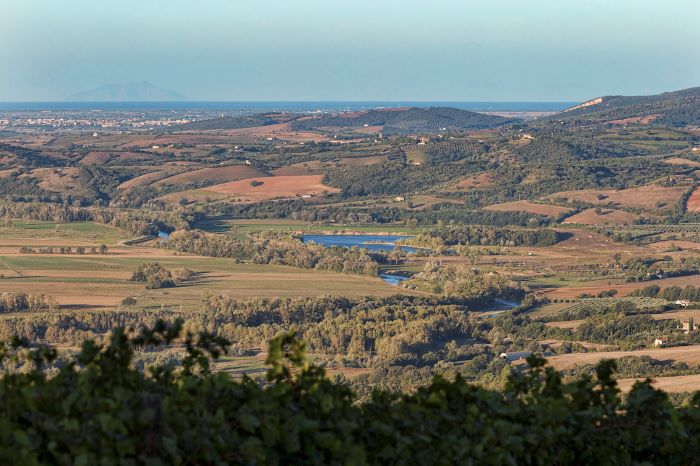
[65,82,189,102]
[540,86,700,126]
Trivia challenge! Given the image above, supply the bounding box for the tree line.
[160,230,381,276]
[0,200,189,236]
[405,225,565,248]
[1,322,700,464]
[0,292,58,313]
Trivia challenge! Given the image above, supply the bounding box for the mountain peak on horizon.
[65,81,189,102]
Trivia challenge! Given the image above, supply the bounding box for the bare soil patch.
[647,240,700,252]
[562,208,638,225]
[665,157,700,168]
[153,165,268,187]
[616,374,700,393]
[548,185,687,211]
[206,175,340,201]
[688,186,700,213]
[546,345,700,371]
[80,151,112,164]
[651,310,700,322]
[447,171,496,191]
[353,125,383,135]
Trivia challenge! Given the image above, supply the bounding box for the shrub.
[130,263,175,289]
[121,296,137,306]
[174,267,193,282]
[0,323,698,464]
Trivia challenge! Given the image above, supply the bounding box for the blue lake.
[157,231,171,240]
[379,273,410,285]
[302,235,418,254]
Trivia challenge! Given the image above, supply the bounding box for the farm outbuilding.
[654,337,669,347]
[499,351,532,363]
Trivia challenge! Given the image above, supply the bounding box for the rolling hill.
[542,86,700,126]
[177,115,277,131]
[292,107,513,134]
[174,107,512,135]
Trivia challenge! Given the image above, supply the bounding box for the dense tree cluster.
[402,261,525,302]
[161,230,381,276]
[493,309,678,351]
[406,225,565,248]
[629,284,700,302]
[0,292,57,313]
[0,200,189,235]
[562,355,700,380]
[325,160,483,198]
[1,324,700,464]
[0,294,491,369]
[623,256,700,282]
[129,263,176,289]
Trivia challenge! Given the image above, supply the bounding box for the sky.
[1,0,699,102]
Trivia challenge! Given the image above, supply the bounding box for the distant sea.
[0,101,577,112]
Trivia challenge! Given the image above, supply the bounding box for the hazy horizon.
[2,0,699,102]
[0,99,577,115]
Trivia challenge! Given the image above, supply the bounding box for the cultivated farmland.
[562,208,639,225]
[206,174,340,200]
[484,200,572,217]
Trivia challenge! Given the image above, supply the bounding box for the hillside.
[175,107,512,135]
[541,86,700,126]
[293,106,513,134]
[177,114,276,131]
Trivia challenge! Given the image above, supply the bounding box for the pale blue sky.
[1,0,699,101]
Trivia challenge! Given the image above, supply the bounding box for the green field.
[0,220,125,245]
[0,251,406,311]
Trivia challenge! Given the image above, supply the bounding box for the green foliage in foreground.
[2,321,700,465]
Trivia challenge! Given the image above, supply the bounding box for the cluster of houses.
[654,317,700,347]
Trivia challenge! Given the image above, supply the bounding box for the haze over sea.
[0,101,576,112]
